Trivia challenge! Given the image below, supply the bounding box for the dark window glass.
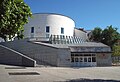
[84,54,91,56]
[61,27,64,34]
[31,27,34,33]
[75,58,78,62]
[92,57,96,62]
[71,54,74,56]
[79,58,83,62]
[75,54,79,56]
[71,57,74,62]
[92,54,95,56]
[88,58,91,62]
[79,54,83,56]
[84,58,87,62]
[46,26,50,33]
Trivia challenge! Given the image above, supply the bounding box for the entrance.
[71,53,96,67]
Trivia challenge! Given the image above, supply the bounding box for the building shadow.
[55,78,120,82]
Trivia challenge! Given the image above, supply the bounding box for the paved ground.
[0,64,120,82]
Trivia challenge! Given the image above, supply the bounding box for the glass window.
[79,58,83,62]
[92,57,96,62]
[92,54,95,56]
[31,27,34,33]
[88,58,91,62]
[84,54,91,56]
[71,54,74,56]
[84,58,87,62]
[75,54,79,56]
[71,57,74,62]
[75,58,78,62]
[46,26,50,33]
[61,27,64,34]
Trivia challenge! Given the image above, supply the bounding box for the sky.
[24,0,120,32]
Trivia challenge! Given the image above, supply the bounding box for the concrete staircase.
[0,39,58,66]
[0,45,36,67]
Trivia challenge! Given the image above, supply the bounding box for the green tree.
[90,25,120,48]
[0,0,32,41]
[90,27,102,42]
[112,45,120,56]
[101,25,120,48]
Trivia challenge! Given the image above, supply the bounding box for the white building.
[0,13,112,67]
[24,13,75,40]
[24,13,88,42]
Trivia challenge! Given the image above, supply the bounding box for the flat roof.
[33,41,109,49]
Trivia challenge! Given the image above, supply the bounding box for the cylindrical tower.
[24,13,75,40]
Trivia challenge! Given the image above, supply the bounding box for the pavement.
[0,64,120,82]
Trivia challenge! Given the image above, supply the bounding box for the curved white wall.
[24,13,75,39]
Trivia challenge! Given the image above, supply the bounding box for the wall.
[24,13,75,39]
[1,39,59,66]
[57,49,71,67]
[96,53,112,66]
[74,29,87,41]
[0,45,36,67]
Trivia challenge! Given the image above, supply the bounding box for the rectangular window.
[88,58,91,62]
[61,27,64,34]
[46,26,50,33]
[92,57,96,62]
[75,58,78,62]
[31,27,34,33]
[71,57,74,62]
[84,58,87,62]
[79,58,83,62]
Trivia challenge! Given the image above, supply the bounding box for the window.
[79,58,83,62]
[31,27,34,33]
[46,26,50,33]
[84,58,87,62]
[92,57,96,62]
[75,58,78,62]
[61,27,64,34]
[71,57,74,62]
[88,58,91,62]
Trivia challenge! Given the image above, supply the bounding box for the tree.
[90,25,120,48]
[0,0,32,41]
[112,45,120,56]
[90,27,102,42]
[101,25,120,48]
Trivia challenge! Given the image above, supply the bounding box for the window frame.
[31,27,34,33]
[46,26,50,33]
[61,27,64,34]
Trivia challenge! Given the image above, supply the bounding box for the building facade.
[0,13,112,67]
[24,13,75,40]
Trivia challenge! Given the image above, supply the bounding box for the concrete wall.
[96,53,112,66]
[0,45,36,67]
[57,49,71,67]
[1,39,59,66]
[74,29,87,41]
[24,13,75,38]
